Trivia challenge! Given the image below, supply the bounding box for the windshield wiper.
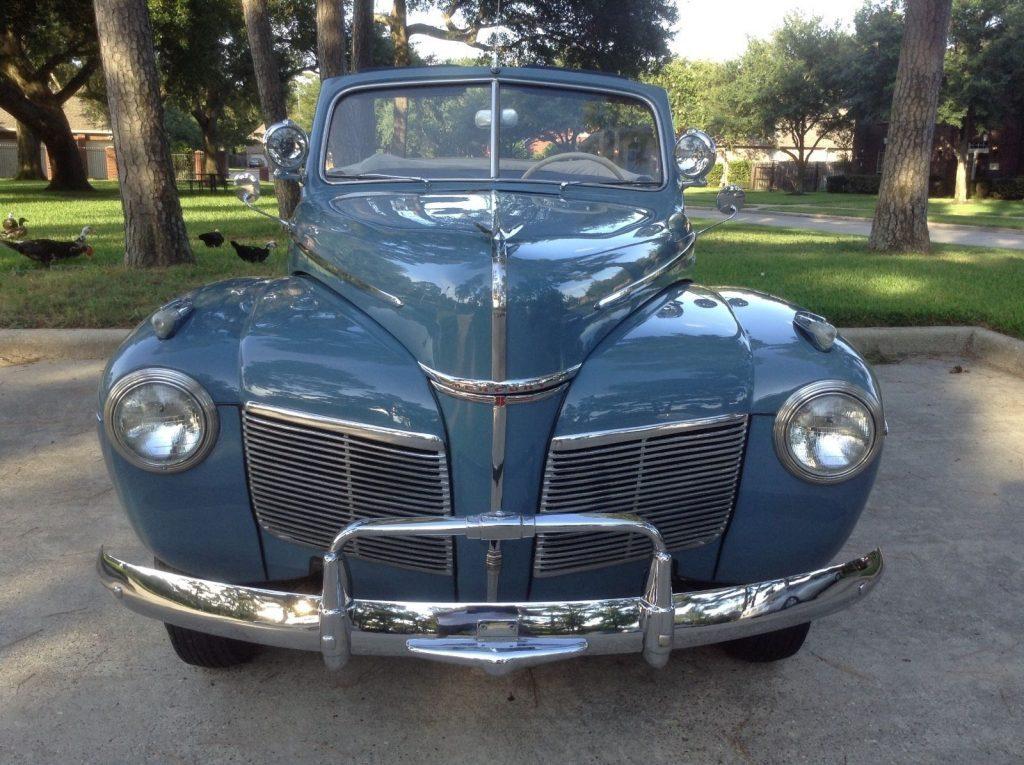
[328,171,432,188]
[557,179,662,191]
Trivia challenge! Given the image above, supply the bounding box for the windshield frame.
[317,76,670,192]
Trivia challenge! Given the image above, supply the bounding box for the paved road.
[689,205,1024,250]
[1,357,1022,763]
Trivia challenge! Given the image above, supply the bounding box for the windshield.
[325,81,663,187]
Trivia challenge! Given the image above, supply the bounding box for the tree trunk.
[351,0,374,72]
[14,121,44,180]
[390,0,410,67]
[242,0,301,219]
[869,0,952,253]
[317,0,347,79]
[95,0,194,267]
[0,74,93,191]
[953,109,974,204]
[193,110,225,176]
[792,156,807,195]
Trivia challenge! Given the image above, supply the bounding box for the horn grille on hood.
[534,414,748,576]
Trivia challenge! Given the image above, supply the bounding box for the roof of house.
[0,96,111,136]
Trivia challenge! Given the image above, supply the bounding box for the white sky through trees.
[402,0,868,63]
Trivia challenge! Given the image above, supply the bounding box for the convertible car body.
[98,65,883,674]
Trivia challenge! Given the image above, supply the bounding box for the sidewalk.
[688,205,1024,250]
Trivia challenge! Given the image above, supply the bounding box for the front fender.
[541,283,884,590]
[98,275,449,587]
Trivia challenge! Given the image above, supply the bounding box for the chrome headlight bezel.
[103,368,219,473]
[773,380,884,485]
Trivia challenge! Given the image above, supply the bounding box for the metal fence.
[85,147,108,180]
[0,142,19,177]
[750,161,847,192]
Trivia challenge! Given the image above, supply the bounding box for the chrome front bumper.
[98,512,883,675]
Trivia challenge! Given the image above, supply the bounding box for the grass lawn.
[0,180,283,328]
[685,187,1024,230]
[1,179,1023,339]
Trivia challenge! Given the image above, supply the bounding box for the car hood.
[291,189,689,381]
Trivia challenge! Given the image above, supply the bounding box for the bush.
[706,164,724,187]
[847,174,881,195]
[705,159,750,188]
[726,159,752,188]
[825,175,849,193]
[989,177,1024,200]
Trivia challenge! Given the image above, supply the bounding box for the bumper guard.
[98,512,882,675]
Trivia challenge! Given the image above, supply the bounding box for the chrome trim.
[102,368,219,473]
[295,242,404,308]
[793,310,837,352]
[243,402,442,452]
[491,403,507,510]
[773,380,885,485]
[98,517,883,675]
[550,412,747,451]
[318,77,670,193]
[595,231,695,310]
[428,381,568,404]
[419,363,581,397]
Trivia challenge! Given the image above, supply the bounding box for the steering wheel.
[521,151,627,181]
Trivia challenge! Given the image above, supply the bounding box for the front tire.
[164,624,258,668]
[153,558,258,668]
[721,622,810,663]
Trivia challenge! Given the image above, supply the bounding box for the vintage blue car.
[98,65,883,674]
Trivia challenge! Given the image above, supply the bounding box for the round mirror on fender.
[234,172,261,204]
[716,184,745,215]
[675,129,716,183]
[263,119,309,174]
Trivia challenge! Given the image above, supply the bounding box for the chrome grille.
[242,404,453,574]
[534,415,748,576]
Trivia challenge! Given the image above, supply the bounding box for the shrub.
[706,164,724,187]
[825,175,849,193]
[847,174,881,195]
[726,159,752,188]
[989,177,1024,200]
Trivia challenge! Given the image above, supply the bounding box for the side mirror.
[716,184,745,215]
[235,171,294,232]
[235,172,261,204]
[263,119,309,181]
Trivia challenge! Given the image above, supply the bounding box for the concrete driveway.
[1,356,1022,763]
[689,205,1024,250]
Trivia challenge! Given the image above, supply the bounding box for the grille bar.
[535,414,748,577]
[243,403,453,574]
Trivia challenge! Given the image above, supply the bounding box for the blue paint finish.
[557,283,754,435]
[99,407,266,583]
[239,275,443,437]
[433,391,568,601]
[100,278,271,407]
[717,288,882,413]
[291,190,687,382]
[715,416,882,583]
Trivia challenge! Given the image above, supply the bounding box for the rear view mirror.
[474,108,520,129]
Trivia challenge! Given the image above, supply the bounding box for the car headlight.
[773,381,883,484]
[103,369,218,472]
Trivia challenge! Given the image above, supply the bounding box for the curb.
[840,326,1024,376]
[0,328,130,365]
[686,205,1024,236]
[1,325,1023,377]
